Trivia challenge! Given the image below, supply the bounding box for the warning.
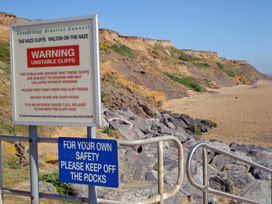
[9,15,101,126]
[27,45,80,68]
[58,137,118,187]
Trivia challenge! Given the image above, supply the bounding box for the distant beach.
[162,80,272,147]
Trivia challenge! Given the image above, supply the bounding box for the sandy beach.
[162,80,272,147]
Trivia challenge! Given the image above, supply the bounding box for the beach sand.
[162,80,272,147]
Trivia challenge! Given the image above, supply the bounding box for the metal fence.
[0,131,184,204]
[186,142,272,204]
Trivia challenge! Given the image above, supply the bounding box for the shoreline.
[162,79,272,147]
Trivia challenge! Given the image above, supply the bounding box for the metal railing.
[186,142,272,204]
[0,134,184,204]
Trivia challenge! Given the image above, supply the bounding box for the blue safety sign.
[58,137,118,188]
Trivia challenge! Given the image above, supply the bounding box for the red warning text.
[27,45,80,68]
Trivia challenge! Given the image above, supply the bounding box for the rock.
[218,171,255,190]
[104,109,120,120]
[101,117,109,128]
[139,102,159,118]
[145,170,157,182]
[222,164,248,173]
[116,108,138,120]
[71,184,88,197]
[108,117,143,140]
[210,151,253,172]
[208,140,231,152]
[179,114,195,130]
[209,175,233,193]
[39,181,56,194]
[133,118,159,136]
[101,103,109,114]
[247,150,272,161]
[168,114,189,130]
[229,142,271,154]
[195,119,210,132]
[249,158,272,180]
[175,127,191,143]
[161,113,176,129]
[237,180,271,204]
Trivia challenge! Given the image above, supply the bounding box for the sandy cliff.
[0,12,268,119]
[0,12,28,41]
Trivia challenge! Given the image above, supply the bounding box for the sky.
[2,0,272,74]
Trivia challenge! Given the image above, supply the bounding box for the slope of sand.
[162,80,272,147]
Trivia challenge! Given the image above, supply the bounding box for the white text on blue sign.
[58,137,118,188]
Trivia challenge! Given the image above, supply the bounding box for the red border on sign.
[27,45,80,68]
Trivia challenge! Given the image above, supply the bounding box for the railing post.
[203,147,208,204]
[87,127,97,204]
[158,141,164,204]
[29,125,39,204]
[0,140,3,204]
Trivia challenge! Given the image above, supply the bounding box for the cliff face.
[0,12,29,41]
[99,29,173,53]
[98,29,267,117]
[0,13,268,118]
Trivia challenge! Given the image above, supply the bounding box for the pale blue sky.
[2,0,272,74]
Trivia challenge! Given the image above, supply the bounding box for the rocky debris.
[235,180,271,204]
[249,159,272,180]
[67,106,272,203]
[39,181,56,194]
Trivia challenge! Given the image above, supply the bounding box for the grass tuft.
[0,41,10,63]
[225,69,236,77]
[178,52,200,62]
[216,62,224,69]
[102,126,119,138]
[40,172,72,195]
[216,62,236,77]
[100,44,110,51]
[164,72,204,92]
[110,44,135,59]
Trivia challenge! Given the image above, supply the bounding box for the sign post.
[9,15,103,203]
[88,126,97,204]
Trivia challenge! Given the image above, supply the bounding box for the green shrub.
[100,44,110,51]
[216,62,236,77]
[178,54,190,61]
[178,52,200,62]
[7,159,21,170]
[225,70,236,77]
[0,41,10,63]
[101,91,106,100]
[216,62,224,69]
[0,120,16,135]
[208,120,217,128]
[164,72,204,92]
[40,172,72,195]
[193,62,210,68]
[194,126,202,136]
[102,126,119,138]
[1,63,11,76]
[111,44,135,59]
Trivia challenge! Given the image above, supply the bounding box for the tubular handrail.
[0,135,184,204]
[117,136,184,204]
[186,142,272,204]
